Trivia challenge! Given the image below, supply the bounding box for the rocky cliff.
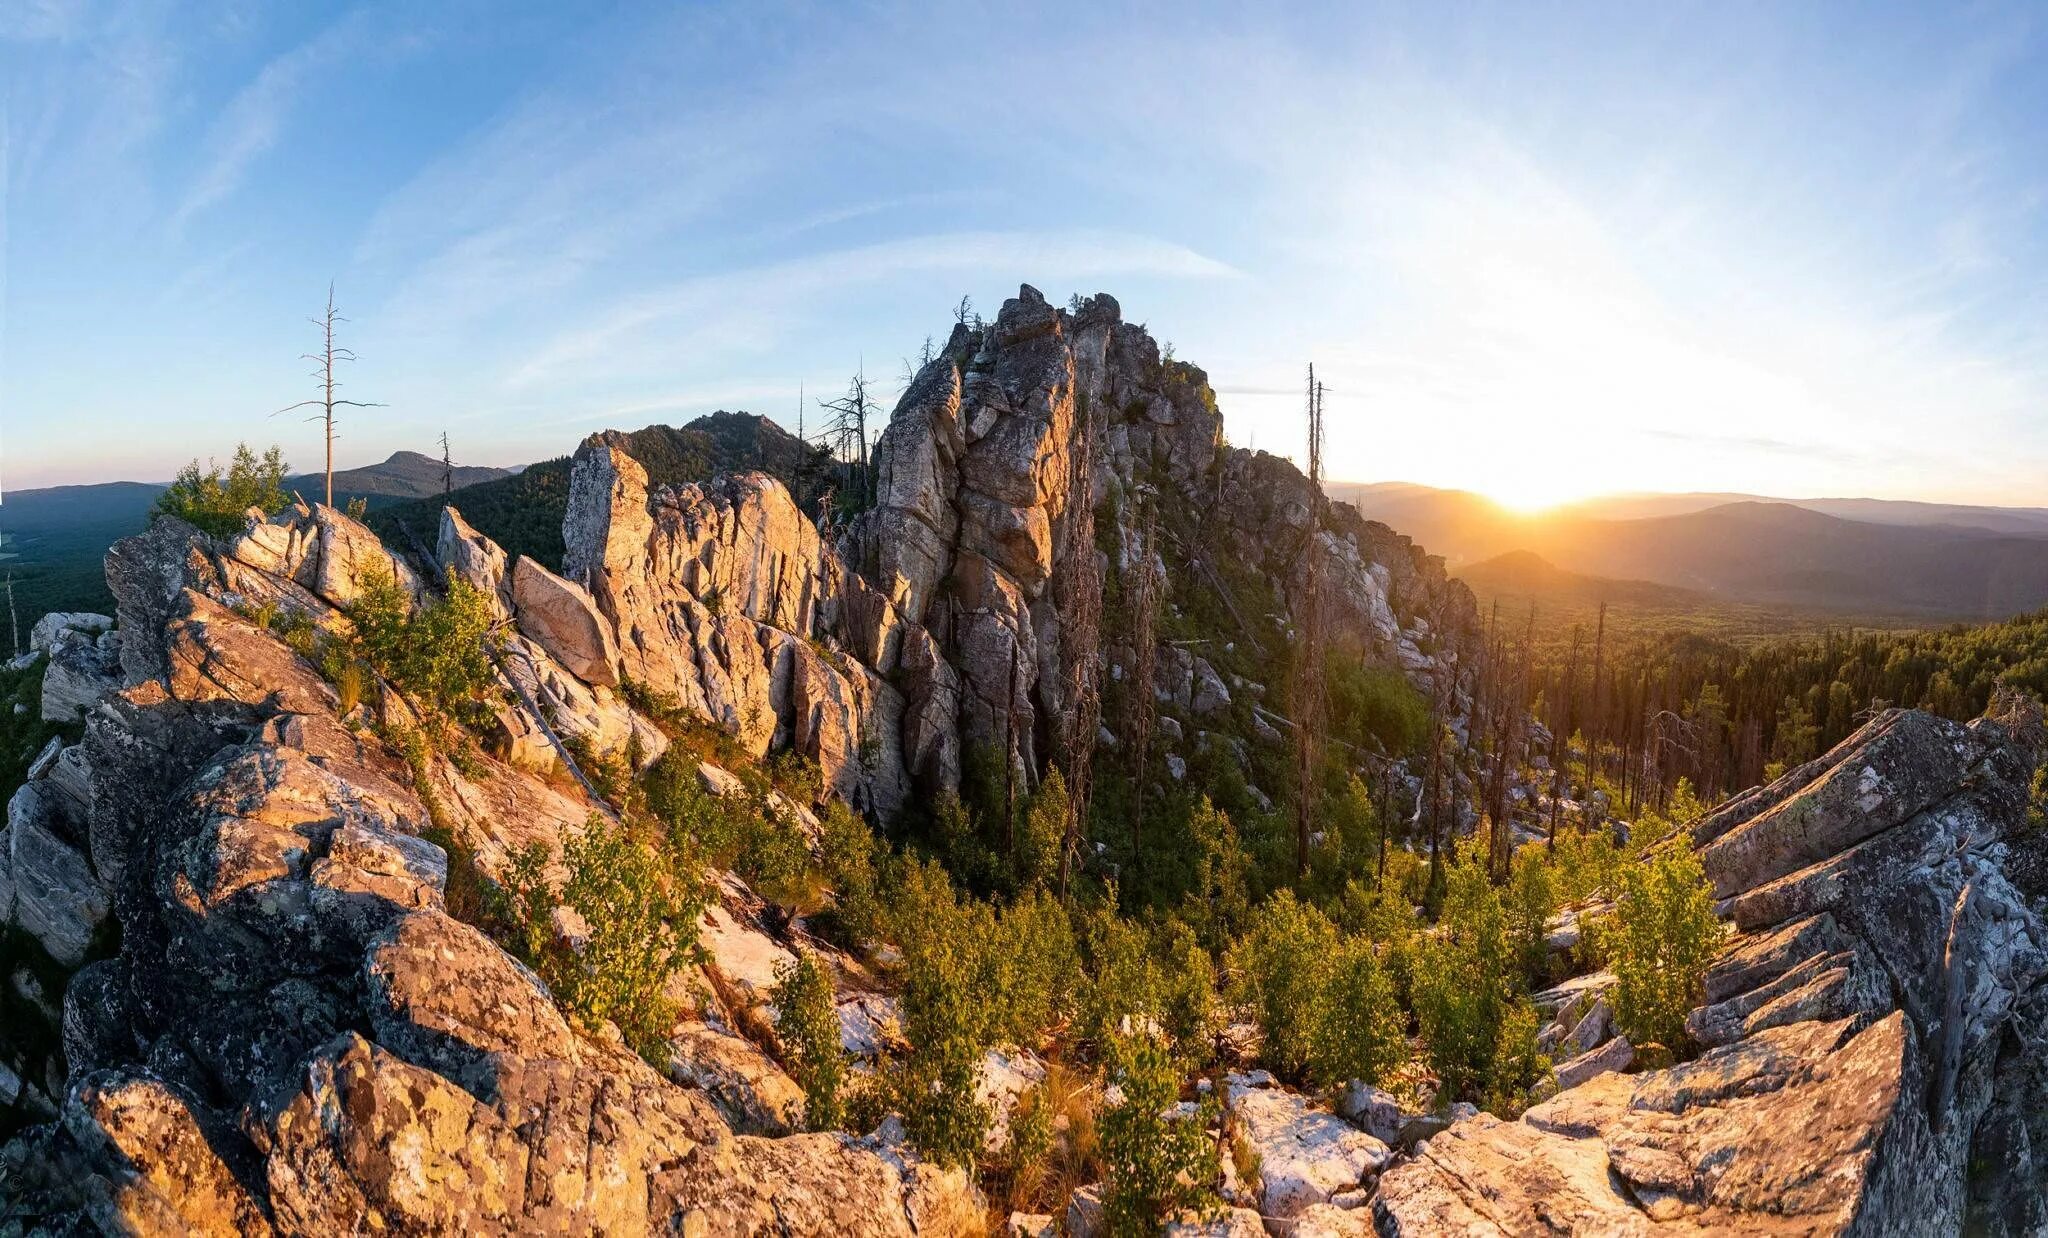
[556,286,1482,822]
[1374,700,2048,1235]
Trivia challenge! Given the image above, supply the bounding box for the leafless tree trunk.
[1292,369,1328,879]
[439,431,453,499]
[1584,599,1607,831]
[273,285,383,509]
[1125,491,1161,870]
[818,368,881,510]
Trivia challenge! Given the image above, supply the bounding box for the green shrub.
[1337,877,1418,1003]
[1079,905,1158,1050]
[1506,848,1558,986]
[347,569,499,729]
[1153,918,1219,1059]
[1224,890,1335,1081]
[1016,767,1068,891]
[1180,796,1250,951]
[1607,847,1722,1051]
[1098,1030,1218,1234]
[1307,936,1406,1090]
[816,799,884,947]
[153,443,288,536]
[503,815,710,1060]
[1326,653,1431,756]
[772,950,848,1131]
[992,888,1080,1045]
[1412,850,1543,1105]
[889,858,998,1167]
[995,1082,1057,1213]
[1482,1001,1546,1117]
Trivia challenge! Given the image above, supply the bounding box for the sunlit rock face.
[1375,699,2048,1236]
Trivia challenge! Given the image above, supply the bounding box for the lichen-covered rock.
[1374,705,2048,1235]
[40,625,122,723]
[436,504,510,604]
[29,611,113,656]
[1226,1071,1390,1219]
[2,781,108,967]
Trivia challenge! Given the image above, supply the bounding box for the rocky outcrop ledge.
[1373,702,2048,1235]
[0,507,971,1234]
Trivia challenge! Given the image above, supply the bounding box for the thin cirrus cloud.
[169,11,375,232]
[505,230,1245,392]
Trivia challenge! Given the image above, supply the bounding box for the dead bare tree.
[1056,393,1105,900]
[439,431,453,499]
[1124,490,1161,870]
[1291,368,1329,879]
[1584,599,1608,828]
[817,368,881,511]
[273,285,383,509]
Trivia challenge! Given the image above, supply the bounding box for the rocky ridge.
[1,287,2039,1233]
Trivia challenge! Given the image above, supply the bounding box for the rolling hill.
[1338,482,2048,622]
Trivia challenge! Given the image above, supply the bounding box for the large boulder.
[511,554,619,686]
[1,780,108,967]
[1227,1072,1390,1219]
[436,505,510,616]
[29,612,112,656]
[40,627,122,723]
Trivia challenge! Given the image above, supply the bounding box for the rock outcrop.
[541,287,1477,825]
[1374,702,2048,1235]
[0,507,974,1234]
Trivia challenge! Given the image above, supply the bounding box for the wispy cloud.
[507,230,1242,390]
[171,11,368,231]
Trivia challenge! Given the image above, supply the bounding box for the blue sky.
[2,1,2044,507]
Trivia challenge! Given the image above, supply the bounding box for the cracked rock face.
[0,526,976,1233]
[1374,703,2048,1236]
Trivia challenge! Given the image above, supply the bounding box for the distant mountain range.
[1334,482,2048,622]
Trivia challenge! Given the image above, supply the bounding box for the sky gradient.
[3,1,2045,508]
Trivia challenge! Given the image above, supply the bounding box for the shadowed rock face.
[1375,702,2048,1236]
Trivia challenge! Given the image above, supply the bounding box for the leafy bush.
[153,443,288,536]
[992,888,1080,1045]
[346,569,499,729]
[815,799,885,946]
[1224,890,1335,1081]
[1411,850,1545,1105]
[1307,936,1406,1091]
[1336,877,1418,1004]
[1505,848,1558,986]
[889,858,999,1167]
[1180,796,1251,951]
[1153,918,1219,1058]
[1327,653,1431,756]
[502,815,709,1060]
[1098,1030,1219,1234]
[1607,846,1722,1050]
[1016,768,1068,891]
[772,950,848,1131]
[1079,905,1158,1050]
